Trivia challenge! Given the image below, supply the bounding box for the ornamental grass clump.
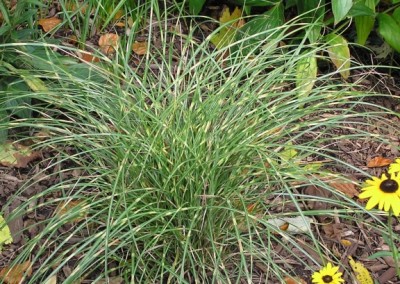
[311,263,344,284]
[2,3,400,283]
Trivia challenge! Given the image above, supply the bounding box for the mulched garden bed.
[1,1,400,283]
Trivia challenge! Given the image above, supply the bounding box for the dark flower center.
[380,179,399,193]
[322,275,333,283]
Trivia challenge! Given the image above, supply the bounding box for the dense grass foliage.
[1,1,399,283]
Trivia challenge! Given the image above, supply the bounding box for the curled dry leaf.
[367,156,392,168]
[0,260,32,284]
[38,17,62,32]
[98,33,119,55]
[132,41,148,55]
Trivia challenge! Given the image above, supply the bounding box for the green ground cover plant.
[0,0,400,283]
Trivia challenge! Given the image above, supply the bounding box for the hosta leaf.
[393,6,400,25]
[332,0,353,25]
[325,33,351,79]
[296,50,317,98]
[236,3,284,55]
[0,110,8,143]
[296,0,325,43]
[354,0,376,45]
[377,13,400,53]
[189,0,206,15]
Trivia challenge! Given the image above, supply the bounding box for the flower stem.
[388,212,400,277]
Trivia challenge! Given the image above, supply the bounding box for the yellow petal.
[365,195,380,210]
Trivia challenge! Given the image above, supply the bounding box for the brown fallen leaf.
[80,52,101,63]
[0,260,32,284]
[55,199,88,223]
[0,142,41,168]
[38,17,62,32]
[65,2,89,14]
[99,33,119,55]
[132,41,148,55]
[284,276,307,284]
[367,156,392,168]
[329,181,358,198]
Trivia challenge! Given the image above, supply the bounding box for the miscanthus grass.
[1,4,400,283]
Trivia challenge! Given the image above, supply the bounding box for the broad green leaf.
[6,81,32,119]
[231,0,280,6]
[325,33,351,79]
[348,1,375,17]
[393,0,400,3]
[354,0,376,45]
[377,13,400,53]
[296,0,325,43]
[0,110,8,143]
[189,0,206,15]
[332,0,353,24]
[210,7,244,50]
[296,51,318,98]
[0,214,13,253]
[393,7,400,25]
[236,3,284,55]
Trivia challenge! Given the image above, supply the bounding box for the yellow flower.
[312,263,344,284]
[389,158,400,174]
[359,173,400,216]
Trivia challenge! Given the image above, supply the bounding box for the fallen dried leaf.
[284,276,307,284]
[0,142,41,168]
[55,199,88,223]
[38,17,62,32]
[349,256,373,284]
[0,260,32,284]
[44,275,57,284]
[367,156,392,168]
[329,181,358,198]
[98,33,119,55]
[340,239,352,247]
[210,6,245,50]
[0,214,13,253]
[80,52,101,63]
[132,41,148,55]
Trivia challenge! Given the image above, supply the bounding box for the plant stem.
[388,212,400,277]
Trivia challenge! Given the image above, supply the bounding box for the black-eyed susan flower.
[312,263,344,284]
[359,172,400,216]
[389,158,400,174]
